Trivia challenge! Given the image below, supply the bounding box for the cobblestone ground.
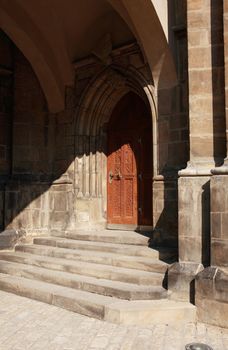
[0,291,227,350]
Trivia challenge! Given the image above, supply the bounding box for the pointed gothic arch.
[73,64,158,227]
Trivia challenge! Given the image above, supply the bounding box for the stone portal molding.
[73,60,157,214]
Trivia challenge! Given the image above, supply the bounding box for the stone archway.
[107,92,153,230]
[73,64,157,228]
[0,3,69,113]
[0,0,177,114]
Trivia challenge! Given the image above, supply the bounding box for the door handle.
[109,171,122,183]
[109,171,114,183]
[117,171,122,179]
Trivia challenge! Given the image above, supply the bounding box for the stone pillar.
[169,0,225,301]
[210,175,228,267]
[209,0,228,268]
[196,170,228,328]
[195,1,228,328]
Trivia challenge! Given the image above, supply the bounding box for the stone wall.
[0,37,73,245]
[168,0,227,312]
[4,178,73,236]
[177,0,226,265]
[0,32,189,248]
[0,31,13,177]
[153,0,189,246]
[152,177,178,247]
[67,44,185,238]
[13,50,55,176]
[195,1,228,324]
[0,30,13,230]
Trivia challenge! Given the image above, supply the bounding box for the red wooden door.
[107,132,138,225]
[107,92,152,227]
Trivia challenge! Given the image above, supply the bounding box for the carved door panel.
[107,133,137,225]
[107,92,152,228]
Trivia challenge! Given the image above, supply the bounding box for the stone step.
[51,229,150,246]
[105,299,197,326]
[0,260,168,300]
[0,272,196,325]
[0,272,116,319]
[16,244,168,274]
[0,252,164,286]
[33,237,159,258]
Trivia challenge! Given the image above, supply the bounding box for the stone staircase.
[0,229,196,325]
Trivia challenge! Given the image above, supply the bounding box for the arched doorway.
[107,92,153,230]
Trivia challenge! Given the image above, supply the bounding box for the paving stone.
[0,290,227,350]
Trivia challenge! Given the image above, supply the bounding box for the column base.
[195,267,228,328]
[178,174,211,264]
[168,262,204,302]
[0,229,26,249]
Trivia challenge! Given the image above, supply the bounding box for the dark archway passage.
[107,92,153,229]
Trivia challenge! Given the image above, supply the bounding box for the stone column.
[210,0,228,269]
[169,0,225,301]
[194,1,228,328]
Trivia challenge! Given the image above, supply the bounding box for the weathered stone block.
[211,212,221,238]
[0,229,26,249]
[195,267,217,299]
[188,47,211,69]
[50,211,68,229]
[211,240,228,267]
[168,262,204,302]
[179,236,203,262]
[215,269,228,301]
[188,10,210,29]
[189,70,212,95]
[187,0,205,11]
[178,176,210,264]
[54,193,67,211]
[195,267,228,328]
[210,174,228,267]
[211,175,226,212]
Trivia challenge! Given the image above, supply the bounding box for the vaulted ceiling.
[0,0,176,112]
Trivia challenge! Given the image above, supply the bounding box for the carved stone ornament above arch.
[74,65,157,137]
[107,0,177,89]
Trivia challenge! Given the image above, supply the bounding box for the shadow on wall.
[201,180,211,267]
[0,55,175,252]
[151,0,190,252]
[0,30,184,252]
[0,46,76,247]
[0,54,178,252]
[151,175,178,250]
